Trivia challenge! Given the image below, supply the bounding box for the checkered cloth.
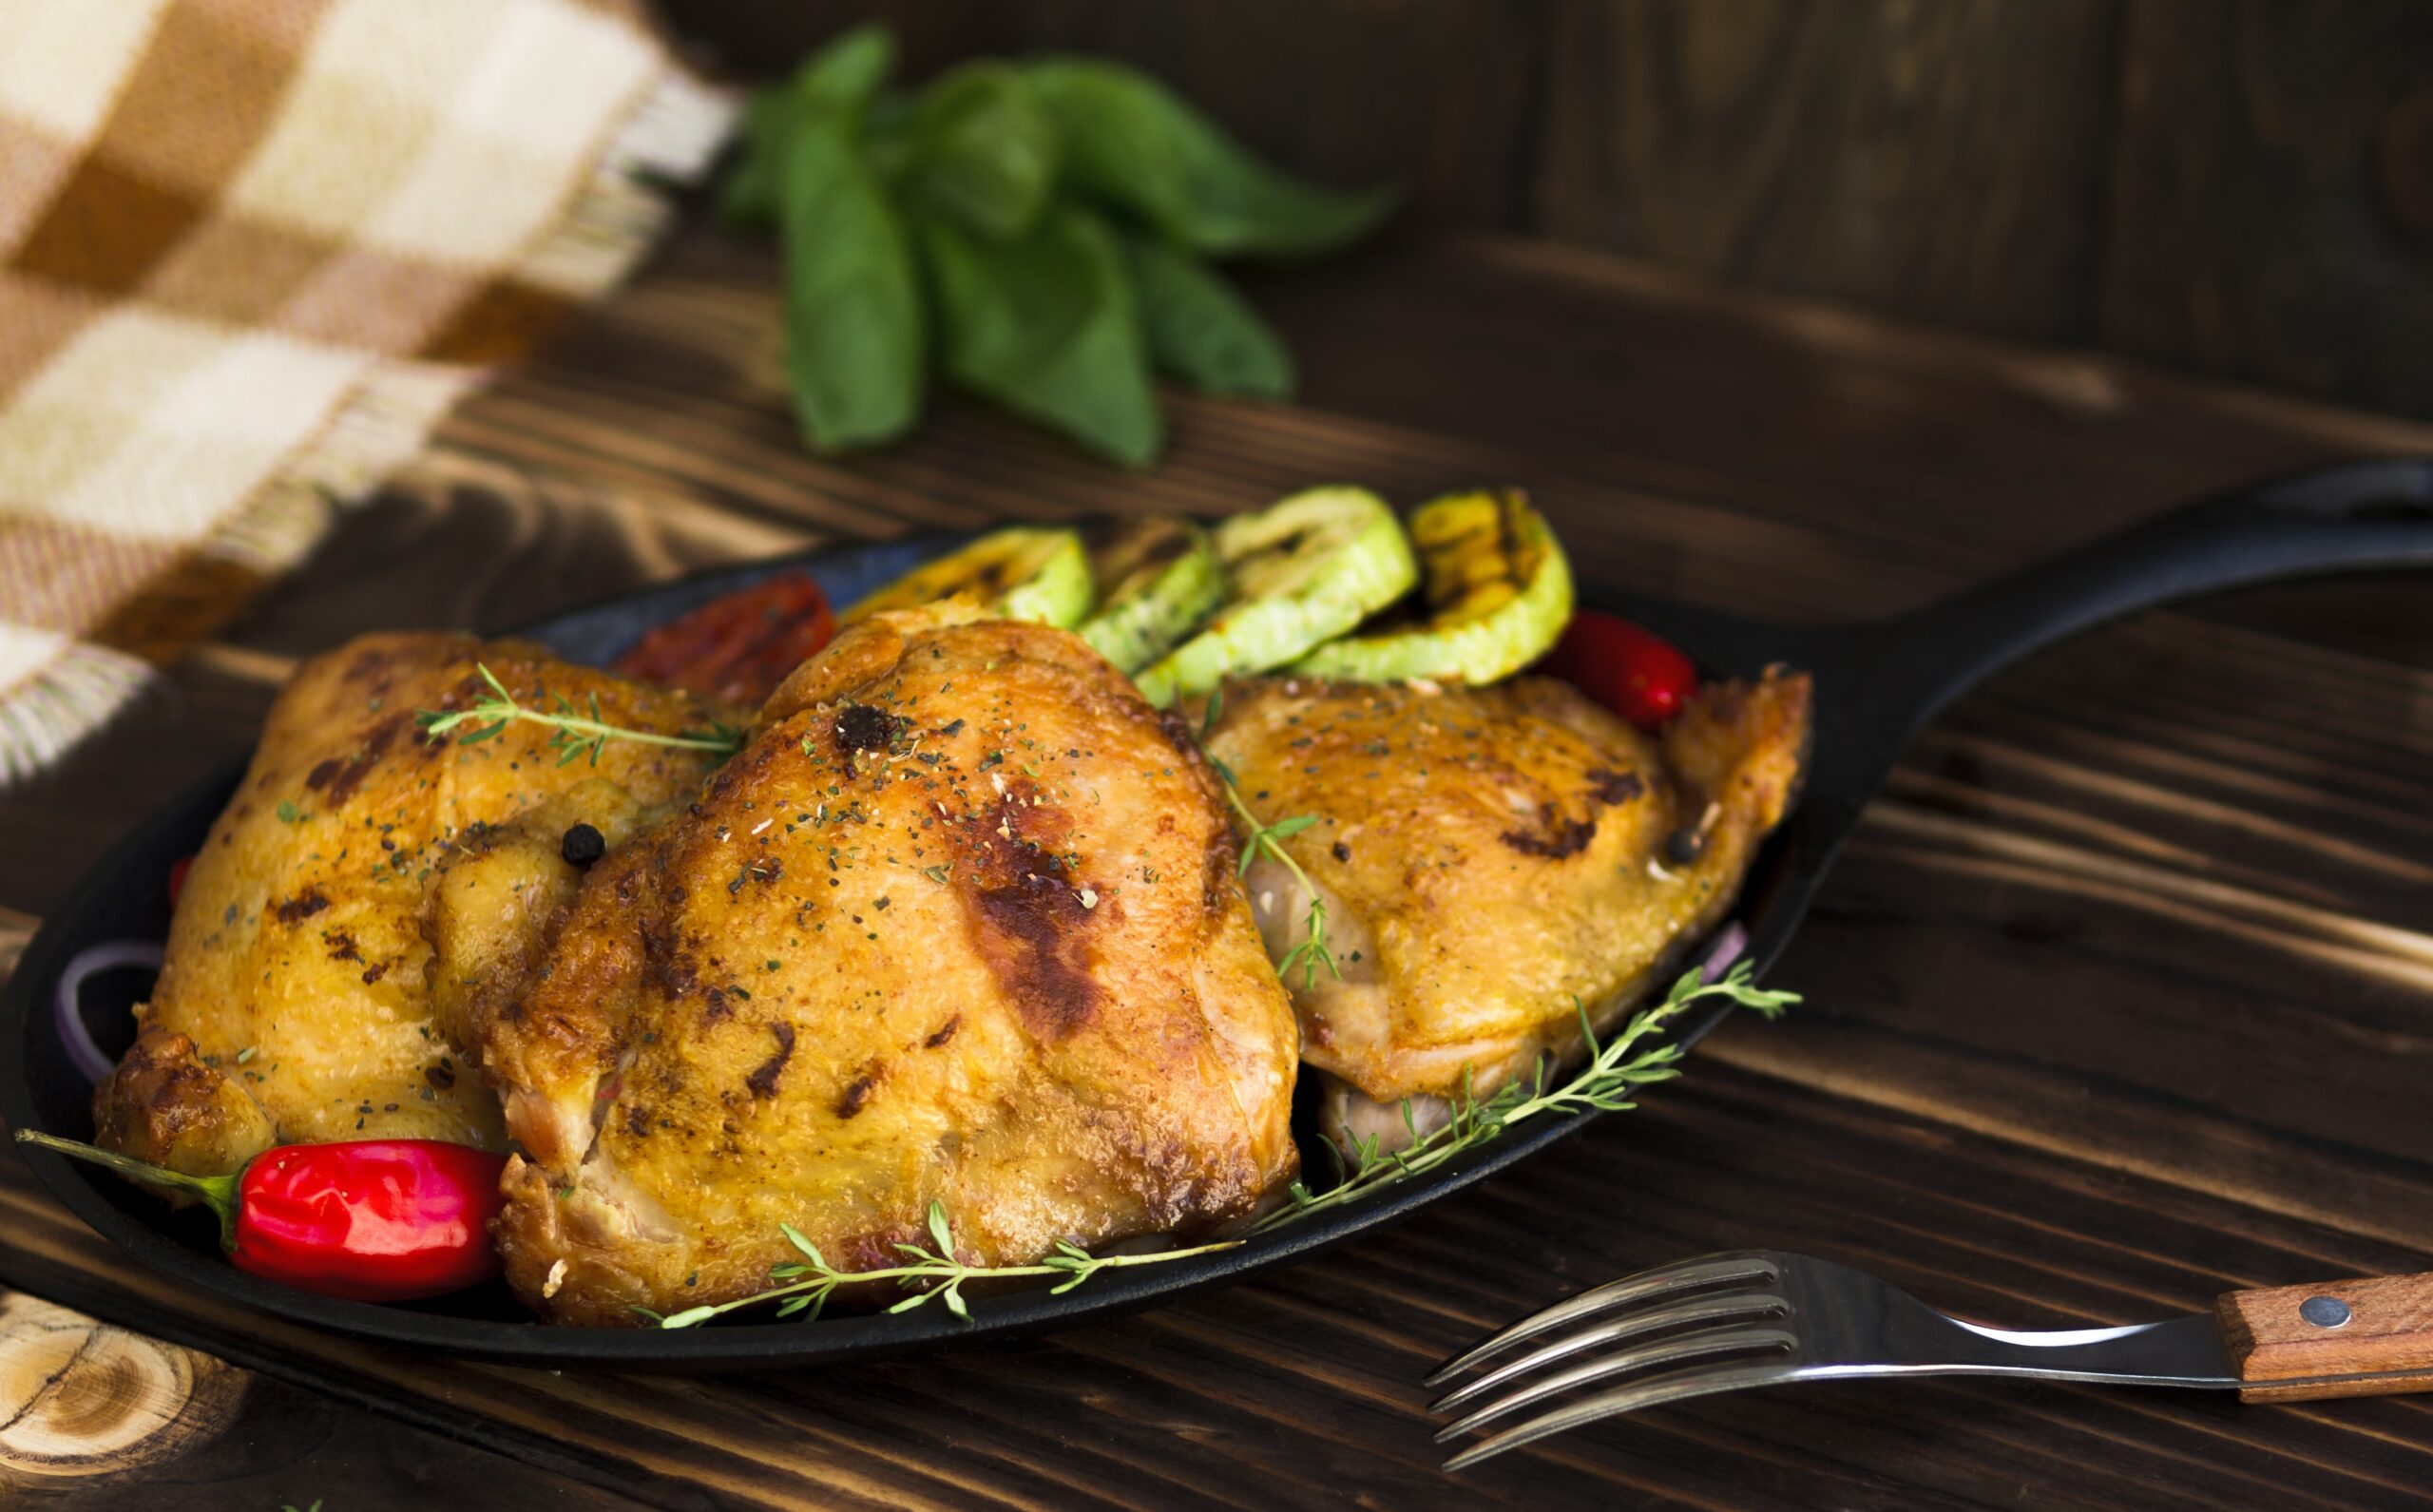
[0,0,730,780]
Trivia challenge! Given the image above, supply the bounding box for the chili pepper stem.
[15,1130,242,1250]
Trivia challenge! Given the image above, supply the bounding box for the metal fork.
[1427,1250,2433,1470]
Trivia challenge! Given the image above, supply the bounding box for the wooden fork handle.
[2216,1273,2433,1401]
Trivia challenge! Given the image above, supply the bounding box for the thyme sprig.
[1251,962,1794,1233]
[411,675,1794,1328]
[644,1201,1244,1329]
[1199,688,1341,990]
[655,965,1792,1328]
[415,662,744,765]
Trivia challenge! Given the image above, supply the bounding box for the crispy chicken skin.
[487,606,1301,1326]
[1204,669,1809,1106]
[91,633,730,1178]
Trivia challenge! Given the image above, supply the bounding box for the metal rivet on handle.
[2299,1295,2351,1329]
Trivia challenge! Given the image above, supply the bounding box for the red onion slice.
[55,940,163,1083]
[1696,921,1750,984]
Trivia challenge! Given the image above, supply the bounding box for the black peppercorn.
[1661,825,1704,867]
[561,822,606,867]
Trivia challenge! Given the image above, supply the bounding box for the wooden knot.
[0,1293,243,1480]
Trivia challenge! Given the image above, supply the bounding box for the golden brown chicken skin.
[91,633,731,1178]
[1203,669,1808,1107]
[486,606,1300,1326]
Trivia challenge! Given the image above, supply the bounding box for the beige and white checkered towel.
[0,0,731,780]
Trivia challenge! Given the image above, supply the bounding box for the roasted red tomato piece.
[612,569,836,705]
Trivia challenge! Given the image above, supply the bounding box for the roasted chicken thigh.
[91,633,730,1178]
[1204,669,1809,1108]
[485,606,1300,1325]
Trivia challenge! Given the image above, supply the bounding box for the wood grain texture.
[0,1289,651,1510]
[656,0,2433,416]
[1535,0,2122,342]
[2219,1273,2433,1402]
[0,226,2429,1505]
[667,0,1546,225]
[2103,0,2433,417]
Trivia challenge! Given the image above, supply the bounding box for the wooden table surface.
[2,221,2430,1509]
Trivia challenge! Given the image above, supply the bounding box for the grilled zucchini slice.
[1076,517,1226,672]
[841,525,1094,627]
[1291,489,1571,684]
[1133,486,1416,706]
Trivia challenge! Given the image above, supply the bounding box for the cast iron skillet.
[5,459,2429,1368]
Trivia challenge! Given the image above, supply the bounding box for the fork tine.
[1433,1323,1796,1440]
[1425,1252,1781,1386]
[1429,1290,1790,1412]
[1441,1361,1809,1472]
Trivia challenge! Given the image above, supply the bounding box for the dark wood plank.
[662,0,1547,226]
[3,225,2430,1506]
[6,1057,2433,1510]
[1531,0,2122,342]
[0,1287,652,1511]
[2103,0,2433,418]
[657,0,2433,417]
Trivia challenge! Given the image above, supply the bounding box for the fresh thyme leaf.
[414,664,743,762]
[1210,768,1339,986]
[653,1201,1242,1330]
[1247,964,1794,1233]
[661,962,1792,1328]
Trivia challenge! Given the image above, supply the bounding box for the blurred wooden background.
[661,0,2433,420]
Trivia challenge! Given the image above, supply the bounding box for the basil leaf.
[716,89,788,230]
[901,62,1061,239]
[1124,234,1293,398]
[1024,59,1392,259]
[778,116,925,451]
[862,87,920,181]
[718,25,898,232]
[786,21,898,115]
[918,201,1160,466]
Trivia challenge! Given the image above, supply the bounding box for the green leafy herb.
[900,61,1061,239]
[1253,964,1796,1232]
[1124,231,1294,398]
[779,116,927,452]
[656,966,1793,1329]
[275,800,302,824]
[722,26,1388,464]
[1023,58,1394,258]
[1216,775,1338,991]
[718,23,898,230]
[643,1200,1241,1329]
[414,664,743,764]
[918,201,1160,466]
[398,695,1793,1332]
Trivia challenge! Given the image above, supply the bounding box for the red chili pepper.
[168,855,193,909]
[612,568,836,705]
[17,1131,506,1303]
[1542,610,1701,730]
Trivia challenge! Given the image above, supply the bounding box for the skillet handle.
[1856,457,2433,747]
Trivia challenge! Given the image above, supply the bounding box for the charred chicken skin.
[484,606,1300,1326]
[91,633,732,1179]
[1203,669,1809,1109]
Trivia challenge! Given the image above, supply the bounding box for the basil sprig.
[723,26,1391,466]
